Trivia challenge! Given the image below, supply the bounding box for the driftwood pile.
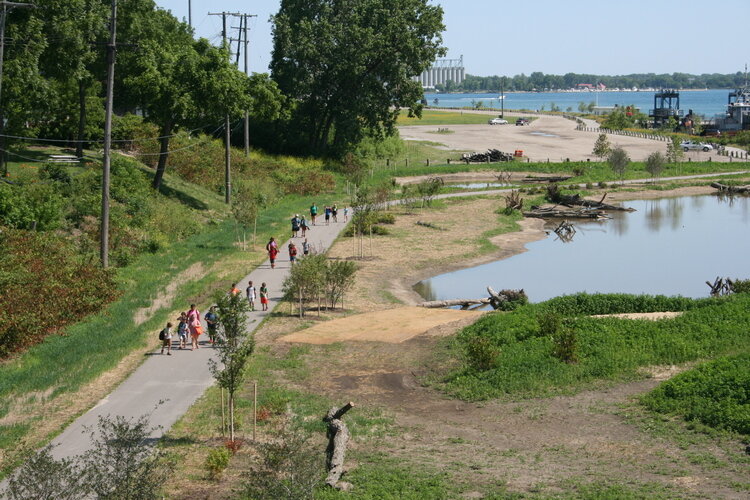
[324,402,354,491]
[706,277,736,296]
[553,192,635,212]
[419,286,526,310]
[710,182,750,194]
[461,149,514,163]
[524,207,611,219]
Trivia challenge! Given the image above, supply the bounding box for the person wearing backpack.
[288,241,298,265]
[159,322,174,355]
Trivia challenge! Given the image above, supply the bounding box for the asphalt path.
[45,212,348,461]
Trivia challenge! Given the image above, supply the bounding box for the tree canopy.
[270,0,445,155]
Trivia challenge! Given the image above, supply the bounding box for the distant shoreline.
[423,89,723,95]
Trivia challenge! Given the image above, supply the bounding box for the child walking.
[177,312,189,349]
[159,322,174,355]
[246,280,257,311]
[260,282,269,311]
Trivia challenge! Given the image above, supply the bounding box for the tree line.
[437,71,749,93]
[1,0,445,175]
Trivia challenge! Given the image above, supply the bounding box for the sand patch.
[133,262,205,325]
[278,306,484,344]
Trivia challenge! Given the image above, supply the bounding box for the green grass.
[431,293,750,401]
[396,110,525,126]
[642,352,750,435]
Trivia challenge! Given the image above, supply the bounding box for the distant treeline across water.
[424,89,732,117]
[439,72,747,93]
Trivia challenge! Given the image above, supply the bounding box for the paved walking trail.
[48,216,347,460]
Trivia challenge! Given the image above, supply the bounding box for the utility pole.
[208,11,241,204]
[229,13,256,157]
[187,0,191,27]
[101,0,116,267]
[0,1,36,177]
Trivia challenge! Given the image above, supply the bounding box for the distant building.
[415,56,465,89]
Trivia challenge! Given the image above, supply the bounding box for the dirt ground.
[256,189,749,498]
[399,114,732,163]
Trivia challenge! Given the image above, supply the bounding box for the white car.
[680,141,713,152]
[489,118,508,125]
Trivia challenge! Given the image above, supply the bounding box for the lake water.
[414,195,750,303]
[424,89,731,118]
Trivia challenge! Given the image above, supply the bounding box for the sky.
[155,0,749,77]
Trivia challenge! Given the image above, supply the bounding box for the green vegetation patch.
[643,352,750,435]
[433,293,750,401]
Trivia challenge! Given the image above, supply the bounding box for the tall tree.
[119,8,249,190]
[270,0,445,155]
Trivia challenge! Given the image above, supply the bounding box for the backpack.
[158,328,166,341]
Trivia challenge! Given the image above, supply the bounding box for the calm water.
[414,195,750,303]
[424,89,731,118]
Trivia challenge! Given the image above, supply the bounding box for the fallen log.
[419,298,492,309]
[324,402,354,491]
[523,207,610,219]
[553,192,635,211]
[522,175,572,183]
[710,182,750,194]
[416,220,446,231]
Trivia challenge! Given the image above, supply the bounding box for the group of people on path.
[158,303,218,355]
[158,281,271,355]
[265,202,348,269]
[309,202,348,226]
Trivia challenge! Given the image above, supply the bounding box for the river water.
[414,195,750,303]
[424,89,731,118]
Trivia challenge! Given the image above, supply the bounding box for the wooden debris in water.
[524,207,611,219]
[710,182,750,194]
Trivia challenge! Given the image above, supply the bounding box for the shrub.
[552,321,578,364]
[465,334,500,371]
[377,213,395,224]
[730,279,750,294]
[643,353,750,435]
[598,181,608,188]
[205,447,232,480]
[0,230,119,357]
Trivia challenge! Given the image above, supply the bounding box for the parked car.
[515,118,530,126]
[489,118,508,125]
[680,140,713,152]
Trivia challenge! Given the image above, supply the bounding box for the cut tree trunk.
[324,402,354,491]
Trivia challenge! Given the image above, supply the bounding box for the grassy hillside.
[0,143,345,477]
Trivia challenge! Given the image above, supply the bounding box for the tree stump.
[324,402,354,490]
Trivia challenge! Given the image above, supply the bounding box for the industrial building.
[415,57,465,89]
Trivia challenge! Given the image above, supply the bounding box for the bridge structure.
[415,56,465,89]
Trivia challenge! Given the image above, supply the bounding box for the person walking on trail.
[177,312,189,349]
[204,306,218,345]
[291,214,300,237]
[187,304,202,350]
[159,322,174,355]
[230,283,241,296]
[302,238,310,256]
[310,203,318,225]
[288,241,298,265]
[324,205,331,225]
[300,215,308,237]
[343,206,349,222]
[260,282,269,311]
[246,281,257,311]
[266,237,279,269]
[332,204,338,222]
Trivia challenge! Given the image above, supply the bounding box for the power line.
[0,120,225,144]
